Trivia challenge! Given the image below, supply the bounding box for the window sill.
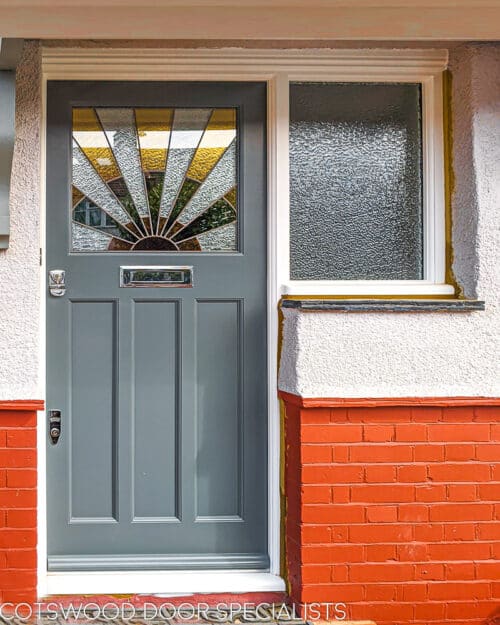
[281,299,485,312]
[281,281,456,296]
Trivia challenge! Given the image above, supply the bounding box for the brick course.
[0,409,38,605]
[282,397,500,625]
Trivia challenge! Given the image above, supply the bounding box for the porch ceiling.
[0,0,498,5]
[0,1,499,40]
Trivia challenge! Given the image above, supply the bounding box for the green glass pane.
[162,178,201,235]
[172,199,236,243]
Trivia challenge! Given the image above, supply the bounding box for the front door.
[46,81,268,571]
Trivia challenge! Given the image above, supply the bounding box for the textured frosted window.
[289,83,423,280]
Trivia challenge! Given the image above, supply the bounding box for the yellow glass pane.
[135,108,173,173]
[72,108,122,182]
[224,187,237,208]
[186,109,236,183]
[72,186,84,208]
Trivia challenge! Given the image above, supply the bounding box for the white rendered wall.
[279,43,500,398]
[0,42,498,400]
[0,42,41,400]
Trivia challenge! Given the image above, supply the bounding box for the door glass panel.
[71,107,238,252]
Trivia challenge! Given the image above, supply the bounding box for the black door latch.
[49,410,61,445]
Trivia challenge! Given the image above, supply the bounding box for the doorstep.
[43,572,286,596]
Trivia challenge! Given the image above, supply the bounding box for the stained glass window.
[71,107,238,252]
[289,82,424,280]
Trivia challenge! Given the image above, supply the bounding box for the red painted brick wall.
[283,397,500,625]
[0,409,38,605]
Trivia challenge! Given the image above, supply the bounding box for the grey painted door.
[46,81,268,571]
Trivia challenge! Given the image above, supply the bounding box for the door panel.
[70,300,117,522]
[132,300,179,521]
[195,299,242,520]
[46,81,268,571]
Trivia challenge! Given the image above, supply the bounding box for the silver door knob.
[49,269,66,297]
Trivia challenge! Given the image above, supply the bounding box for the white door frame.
[39,48,286,597]
[38,46,448,596]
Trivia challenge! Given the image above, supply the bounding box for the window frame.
[278,64,450,296]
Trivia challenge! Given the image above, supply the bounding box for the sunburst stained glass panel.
[71,107,238,253]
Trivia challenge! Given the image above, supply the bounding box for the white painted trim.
[37,64,48,600]
[281,281,455,296]
[46,571,285,596]
[42,47,449,78]
[423,73,447,284]
[39,45,450,596]
[274,73,291,293]
[266,74,283,578]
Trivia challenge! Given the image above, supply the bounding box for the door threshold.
[45,570,286,595]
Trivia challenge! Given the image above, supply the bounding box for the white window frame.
[39,46,451,596]
[279,56,451,296]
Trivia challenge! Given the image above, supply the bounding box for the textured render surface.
[451,45,500,302]
[279,43,500,398]
[279,307,500,398]
[449,47,480,300]
[0,42,42,400]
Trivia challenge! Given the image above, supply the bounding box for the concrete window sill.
[280,299,485,312]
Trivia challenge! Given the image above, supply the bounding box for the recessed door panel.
[70,300,117,522]
[195,299,242,520]
[132,300,180,521]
